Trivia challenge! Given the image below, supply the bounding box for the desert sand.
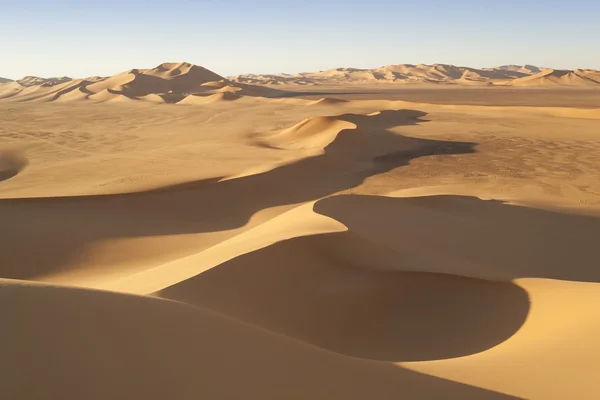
[232,63,600,87]
[2,62,600,399]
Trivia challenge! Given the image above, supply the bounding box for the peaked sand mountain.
[0,62,278,104]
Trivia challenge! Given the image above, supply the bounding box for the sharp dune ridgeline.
[2,60,600,400]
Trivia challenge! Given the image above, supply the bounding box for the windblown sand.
[2,65,600,399]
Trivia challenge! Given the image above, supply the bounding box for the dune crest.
[232,64,600,86]
[511,69,600,86]
[0,62,280,103]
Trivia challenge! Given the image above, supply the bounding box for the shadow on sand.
[0,109,475,279]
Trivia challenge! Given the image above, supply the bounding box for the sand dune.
[177,91,242,105]
[511,69,600,86]
[232,63,600,86]
[0,148,28,182]
[0,278,517,400]
[0,81,24,99]
[2,64,600,399]
[4,62,599,107]
[405,278,600,399]
[496,64,543,75]
[16,75,72,87]
[0,108,475,286]
[0,62,280,104]
[159,217,531,361]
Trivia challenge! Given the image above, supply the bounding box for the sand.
[2,62,600,399]
[232,64,600,87]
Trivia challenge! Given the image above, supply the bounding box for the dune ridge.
[232,63,600,86]
[0,278,518,400]
[511,69,600,86]
[0,62,279,104]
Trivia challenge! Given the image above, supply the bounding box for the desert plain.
[1,62,600,399]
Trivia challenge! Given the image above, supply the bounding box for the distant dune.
[3,63,600,106]
[511,69,600,86]
[232,64,600,87]
[17,76,72,87]
[0,62,279,104]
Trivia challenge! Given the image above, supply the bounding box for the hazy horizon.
[2,0,599,79]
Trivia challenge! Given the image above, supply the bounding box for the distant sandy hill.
[231,64,600,87]
[17,76,73,87]
[0,62,278,104]
[4,63,599,103]
[495,65,543,75]
[511,69,600,86]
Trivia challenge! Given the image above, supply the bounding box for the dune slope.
[0,279,516,400]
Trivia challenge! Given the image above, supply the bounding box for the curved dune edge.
[0,278,517,400]
[265,115,356,150]
[156,222,530,362]
[402,278,600,399]
[0,150,28,183]
[109,201,347,293]
[151,193,600,397]
[2,192,600,399]
[0,108,473,287]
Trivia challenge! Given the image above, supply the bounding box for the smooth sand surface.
[2,63,600,399]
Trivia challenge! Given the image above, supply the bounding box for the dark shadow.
[0,170,18,182]
[0,110,476,279]
[159,231,530,362]
[49,80,91,101]
[1,282,519,400]
[0,150,27,183]
[314,194,600,282]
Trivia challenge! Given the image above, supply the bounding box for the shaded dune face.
[0,110,475,281]
[159,232,530,362]
[0,62,285,103]
[0,281,518,400]
[315,195,600,282]
[159,193,600,361]
[0,150,27,183]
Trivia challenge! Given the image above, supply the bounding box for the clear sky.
[1,0,599,79]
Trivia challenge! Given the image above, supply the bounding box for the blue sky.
[1,0,599,79]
